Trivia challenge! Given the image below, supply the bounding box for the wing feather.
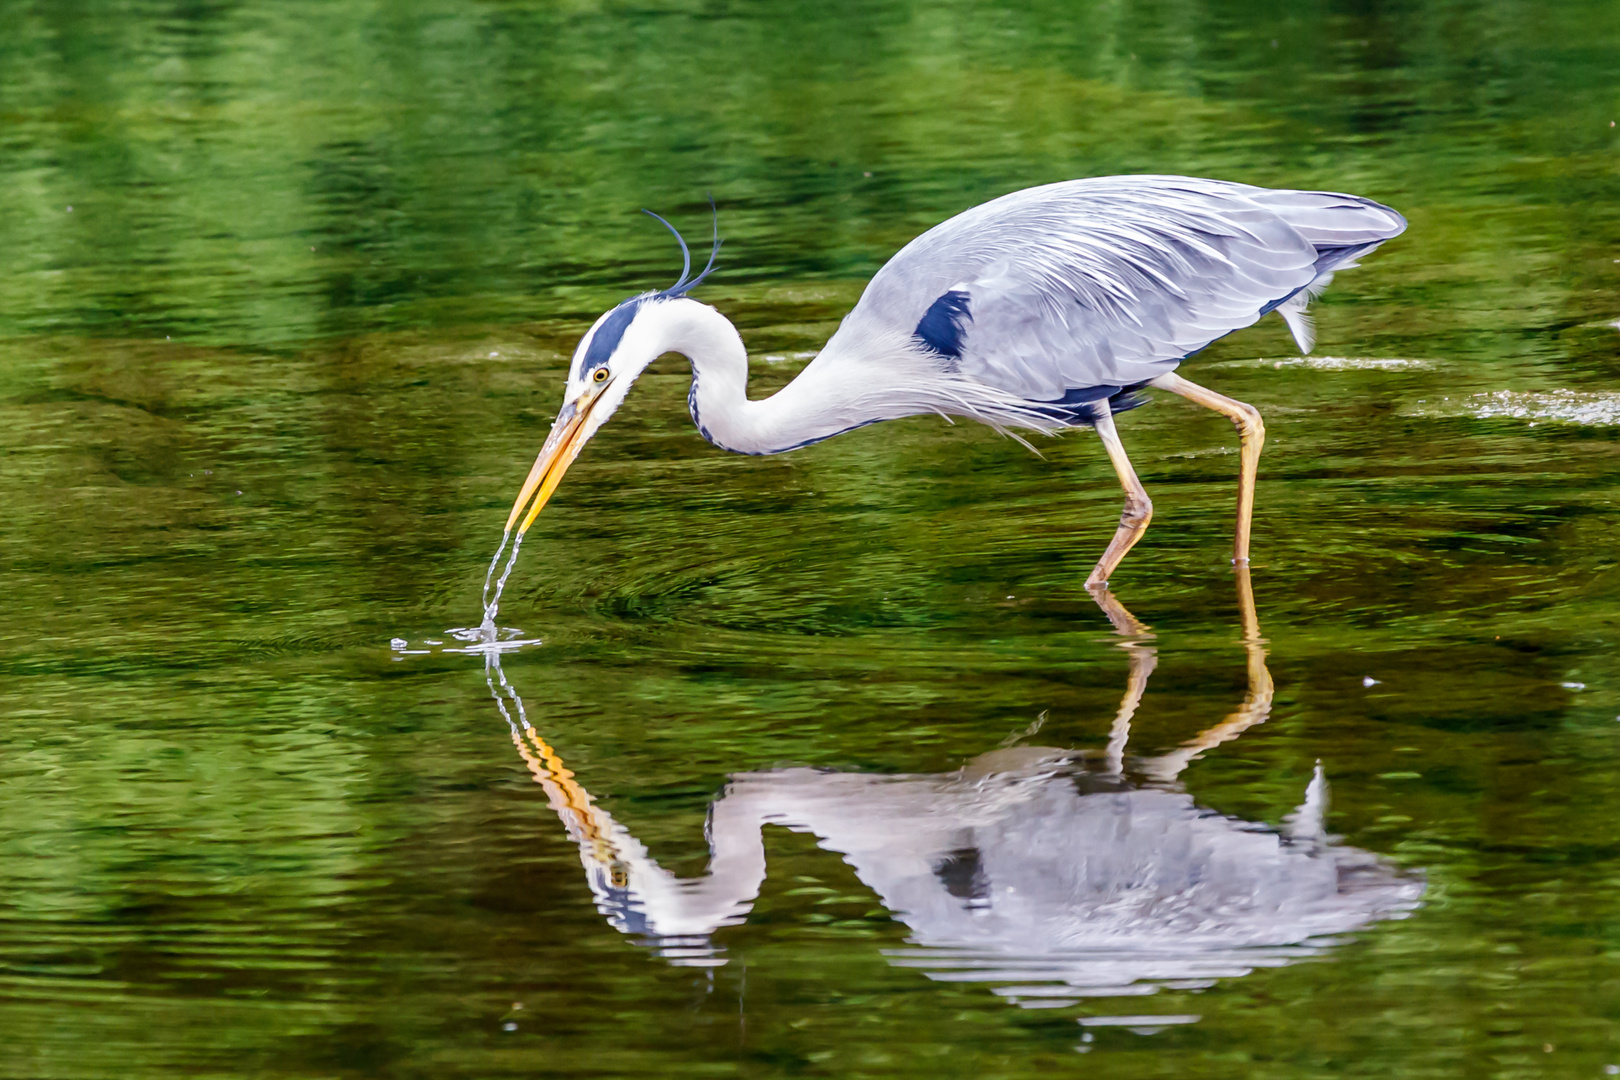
[830,175,1406,403]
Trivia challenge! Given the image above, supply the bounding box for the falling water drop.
[481,537,507,629]
[480,530,525,636]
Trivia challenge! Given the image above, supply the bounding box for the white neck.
[634,296,1062,455]
[646,297,909,455]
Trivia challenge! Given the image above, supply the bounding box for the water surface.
[3,0,1620,1076]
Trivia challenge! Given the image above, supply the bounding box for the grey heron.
[499,176,1405,588]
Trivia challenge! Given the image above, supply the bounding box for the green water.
[4,0,1620,1076]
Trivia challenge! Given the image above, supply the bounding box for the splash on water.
[1403,389,1620,426]
[389,624,543,659]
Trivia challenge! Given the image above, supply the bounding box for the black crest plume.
[644,199,721,299]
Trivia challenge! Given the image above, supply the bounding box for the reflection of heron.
[490,577,1423,1009]
[498,177,1405,589]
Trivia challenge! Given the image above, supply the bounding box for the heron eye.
[592,367,609,383]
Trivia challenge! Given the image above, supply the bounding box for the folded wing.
[842,175,1406,403]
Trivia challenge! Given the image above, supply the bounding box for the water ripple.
[1404,389,1620,426]
[1211,356,1435,371]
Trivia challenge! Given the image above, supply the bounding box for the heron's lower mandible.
[504,387,607,536]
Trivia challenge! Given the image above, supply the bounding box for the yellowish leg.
[1084,411,1154,588]
[1148,372,1266,565]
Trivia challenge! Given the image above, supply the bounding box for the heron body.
[501,175,1405,587]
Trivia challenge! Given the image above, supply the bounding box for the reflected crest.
[487,573,1423,1013]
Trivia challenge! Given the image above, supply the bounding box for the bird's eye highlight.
[592,368,609,383]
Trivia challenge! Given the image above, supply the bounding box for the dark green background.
[2,0,1619,1076]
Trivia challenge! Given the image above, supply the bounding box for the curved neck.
[652,298,885,455]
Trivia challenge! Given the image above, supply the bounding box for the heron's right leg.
[1084,411,1153,589]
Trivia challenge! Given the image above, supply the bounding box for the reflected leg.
[1148,371,1266,565]
[1140,565,1274,784]
[1088,585,1153,639]
[1084,410,1154,588]
[1085,587,1157,775]
[1103,641,1158,776]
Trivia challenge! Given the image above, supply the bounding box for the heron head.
[502,209,719,537]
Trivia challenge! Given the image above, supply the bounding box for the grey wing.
[847,175,1407,403]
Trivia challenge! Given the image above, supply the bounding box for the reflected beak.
[504,386,607,536]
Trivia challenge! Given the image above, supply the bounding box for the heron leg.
[1148,371,1266,565]
[1084,410,1153,589]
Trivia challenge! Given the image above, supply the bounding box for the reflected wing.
[845,175,1407,402]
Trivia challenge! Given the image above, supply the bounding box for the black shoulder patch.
[580,298,643,374]
[913,289,972,359]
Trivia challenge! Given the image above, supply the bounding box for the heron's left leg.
[1084,411,1153,588]
[1148,372,1266,565]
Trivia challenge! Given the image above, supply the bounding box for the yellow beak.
[503,387,605,536]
